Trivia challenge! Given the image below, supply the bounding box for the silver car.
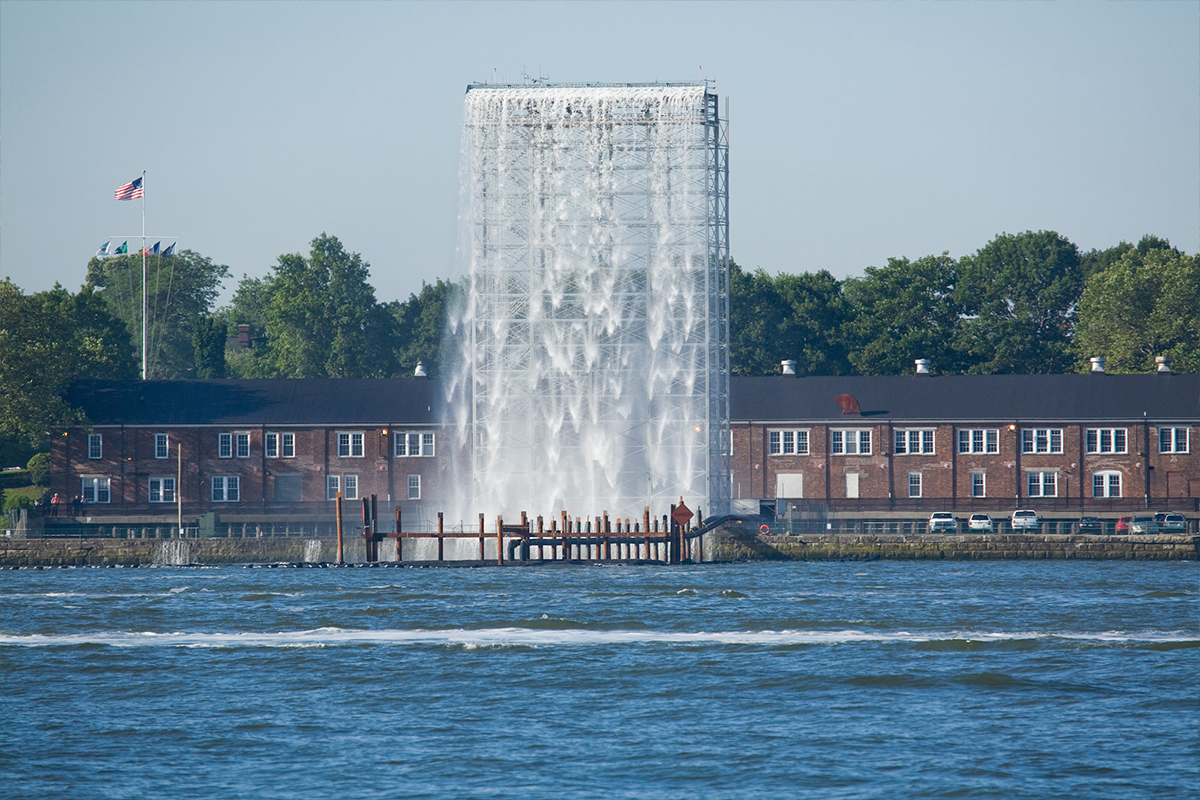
[1011,509,1040,530]
[1128,515,1160,534]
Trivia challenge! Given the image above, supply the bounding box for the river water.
[2,561,1196,799]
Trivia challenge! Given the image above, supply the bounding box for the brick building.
[52,368,1198,524]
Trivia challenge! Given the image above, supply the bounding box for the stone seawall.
[704,529,1199,562]
[0,538,364,567]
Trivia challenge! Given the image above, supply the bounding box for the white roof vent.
[781,360,797,376]
[414,361,428,378]
[915,359,931,375]
[1090,357,1106,374]
[1156,356,1173,374]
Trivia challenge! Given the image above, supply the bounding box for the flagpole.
[141,170,147,381]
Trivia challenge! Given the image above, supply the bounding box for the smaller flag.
[149,241,160,256]
[96,241,110,256]
[114,241,128,254]
[114,177,143,201]
[162,242,176,256]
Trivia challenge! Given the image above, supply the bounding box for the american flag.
[114,177,143,201]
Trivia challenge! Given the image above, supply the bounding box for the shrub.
[3,494,34,514]
[27,453,51,486]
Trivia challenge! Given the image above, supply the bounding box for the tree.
[1073,245,1199,373]
[251,234,396,378]
[0,279,134,450]
[86,249,230,378]
[842,253,965,375]
[27,452,51,486]
[955,231,1083,374]
[192,316,227,378]
[388,278,464,378]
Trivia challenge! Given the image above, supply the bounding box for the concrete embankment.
[704,528,1199,562]
[0,538,355,567]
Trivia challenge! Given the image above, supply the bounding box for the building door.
[776,473,803,499]
[845,471,859,499]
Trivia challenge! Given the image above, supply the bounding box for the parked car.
[1115,516,1132,534]
[1011,509,1041,530]
[1075,517,1103,533]
[929,512,957,532]
[1158,513,1187,533]
[967,514,993,532]
[1128,515,1160,534]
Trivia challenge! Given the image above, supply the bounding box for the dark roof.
[731,374,1200,424]
[67,379,441,426]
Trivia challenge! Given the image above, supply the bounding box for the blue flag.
[96,241,110,256]
[162,242,176,256]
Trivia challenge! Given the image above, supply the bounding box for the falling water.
[448,83,730,521]
[303,540,322,563]
[153,539,191,566]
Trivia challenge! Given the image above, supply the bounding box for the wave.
[2,627,1195,649]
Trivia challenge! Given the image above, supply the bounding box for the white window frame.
[1026,470,1058,497]
[265,432,295,459]
[395,431,436,457]
[81,476,110,503]
[88,434,103,460]
[768,429,809,456]
[235,432,251,459]
[265,432,278,459]
[148,477,176,503]
[958,428,999,454]
[327,475,357,500]
[908,471,922,498]
[1092,470,1122,498]
[326,475,341,500]
[154,433,169,459]
[338,432,364,458]
[1159,427,1190,453]
[218,432,232,459]
[971,472,986,498]
[211,476,240,502]
[343,474,358,500]
[895,429,935,455]
[1086,428,1127,454]
[831,429,872,455]
[1022,428,1063,454]
[408,474,421,500]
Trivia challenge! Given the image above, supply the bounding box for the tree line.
[2,229,1195,463]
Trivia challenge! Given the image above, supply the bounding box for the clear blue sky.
[2,1,1196,308]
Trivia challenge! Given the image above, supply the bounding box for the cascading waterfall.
[303,540,322,563]
[447,83,730,522]
[154,539,191,566]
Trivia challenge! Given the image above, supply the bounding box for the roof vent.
[781,360,797,376]
[1156,356,1173,374]
[834,394,861,415]
[914,359,931,375]
[1090,357,1106,374]
[414,361,427,378]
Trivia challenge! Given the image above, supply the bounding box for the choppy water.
[2,561,1196,799]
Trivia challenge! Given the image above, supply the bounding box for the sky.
[2,1,1197,309]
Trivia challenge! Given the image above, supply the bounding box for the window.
[1022,428,1063,454]
[1159,427,1190,453]
[908,472,922,498]
[895,429,934,455]
[1086,428,1127,454]
[81,477,110,503]
[274,474,303,502]
[326,475,357,500]
[1092,471,1122,498]
[408,474,421,500]
[1027,471,1058,497]
[831,429,872,455]
[88,434,103,460]
[971,472,986,498]
[768,429,809,456]
[218,432,232,459]
[148,477,176,503]
[236,432,250,459]
[211,476,239,502]
[338,432,364,457]
[395,432,436,457]
[155,433,169,459]
[265,432,295,459]
[958,429,999,454]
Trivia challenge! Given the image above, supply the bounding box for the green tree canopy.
[1073,244,1199,373]
[192,316,227,379]
[388,278,464,378]
[86,249,230,378]
[955,231,1083,374]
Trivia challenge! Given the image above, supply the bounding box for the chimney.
[414,361,428,378]
[1090,357,1106,374]
[238,324,250,349]
[1156,356,1173,374]
[914,359,931,375]
[781,360,797,376]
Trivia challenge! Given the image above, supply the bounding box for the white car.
[1011,509,1041,530]
[967,513,993,532]
[929,512,957,532]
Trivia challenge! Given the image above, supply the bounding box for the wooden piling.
[478,514,485,561]
[496,515,504,566]
[335,494,344,564]
[395,505,402,562]
[437,512,444,561]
